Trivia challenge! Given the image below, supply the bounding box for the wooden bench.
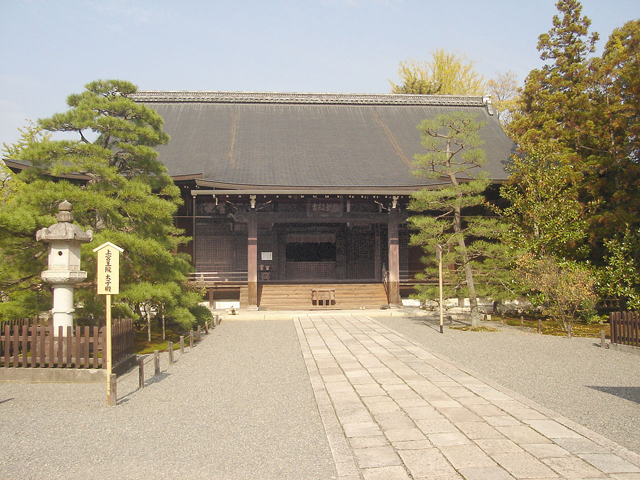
[311,288,335,307]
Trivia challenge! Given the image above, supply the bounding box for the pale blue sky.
[1,0,639,148]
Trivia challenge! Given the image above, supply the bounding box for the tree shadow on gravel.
[587,386,640,405]
[409,315,470,332]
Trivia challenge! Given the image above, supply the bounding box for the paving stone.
[396,397,434,409]
[415,417,458,434]
[475,438,524,454]
[522,443,573,459]
[343,422,383,438]
[350,376,379,386]
[384,427,427,442]
[456,466,516,480]
[399,402,442,420]
[354,383,387,397]
[398,448,459,477]
[508,407,549,421]
[439,385,473,396]
[439,443,497,469]
[497,425,553,444]
[413,474,464,480]
[428,431,472,447]
[485,415,523,427]
[456,421,505,440]
[457,395,491,406]
[430,399,463,408]
[465,403,506,417]
[437,406,484,423]
[527,419,583,439]
[363,397,402,414]
[349,435,390,449]
[542,455,607,478]
[322,373,349,383]
[373,411,416,430]
[353,445,403,469]
[391,439,434,450]
[554,437,611,455]
[578,453,640,474]
[388,389,422,401]
[335,460,360,477]
[336,409,374,424]
[492,451,561,478]
[362,465,411,480]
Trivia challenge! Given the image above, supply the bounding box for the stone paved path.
[295,313,640,480]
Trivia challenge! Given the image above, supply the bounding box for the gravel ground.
[0,320,336,480]
[374,311,640,456]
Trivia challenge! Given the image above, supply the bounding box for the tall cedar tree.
[589,19,640,238]
[508,0,599,160]
[409,112,511,328]
[506,1,640,307]
[0,80,202,329]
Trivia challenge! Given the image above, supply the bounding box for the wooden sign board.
[93,242,124,295]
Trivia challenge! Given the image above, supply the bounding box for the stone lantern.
[36,201,93,334]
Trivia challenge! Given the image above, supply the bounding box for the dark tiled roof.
[133,91,514,191]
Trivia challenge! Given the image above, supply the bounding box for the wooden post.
[437,245,444,334]
[106,295,113,404]
[189,330,194,350]
[204,320,209,334]
[387,211,401,308]
[138,357,144,389]
[538,319,542,334]
[520,316,524,331]
[154,350,160,375]
[601,329,606,349]
[247,211,259,310]
[94,242,123,407]
[108,374,117,406]
[197,325,201,341]
[168,341,174,364]
[568,324,572,339]
[180,336,185,354]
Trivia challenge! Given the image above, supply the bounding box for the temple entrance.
[285,233,337,280]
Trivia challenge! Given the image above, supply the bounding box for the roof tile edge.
[131,91,485,107]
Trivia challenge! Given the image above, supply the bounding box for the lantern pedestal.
[36,201,93,335]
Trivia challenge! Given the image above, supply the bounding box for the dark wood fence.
[0,319,134,369]
[610,312,640,348]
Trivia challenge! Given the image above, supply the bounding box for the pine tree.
[409,112,512,327]
[0,80,202,328]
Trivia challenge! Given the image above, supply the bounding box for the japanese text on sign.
[94,243,122,295]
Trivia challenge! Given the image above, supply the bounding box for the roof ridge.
[132,91,486,107]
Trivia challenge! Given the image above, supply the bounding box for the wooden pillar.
[374,224,381,281]
[192,194,197,270]
[247,211,259,310]
[387,211,401,308]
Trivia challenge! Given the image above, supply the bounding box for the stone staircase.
[244,283,389,310]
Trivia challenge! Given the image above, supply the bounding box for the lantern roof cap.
[36,201,93,244]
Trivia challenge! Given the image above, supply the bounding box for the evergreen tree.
[588,19,640,239]
[508,0,599,158]
[0,80,202,328]
[409,112,512,327]
[500,146,590,260]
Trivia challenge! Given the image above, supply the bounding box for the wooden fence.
[0,319,134,369]
[610,312,640,348]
